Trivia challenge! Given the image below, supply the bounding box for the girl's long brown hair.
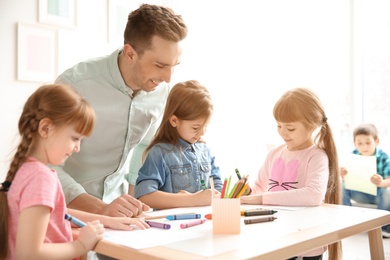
[273,88,342,259]
[0,84,95,259]
[144,80,213,159]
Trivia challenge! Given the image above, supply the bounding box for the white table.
[90,204,390,260]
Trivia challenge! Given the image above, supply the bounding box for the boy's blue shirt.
[134,138,222,199]
[352,148,390,178]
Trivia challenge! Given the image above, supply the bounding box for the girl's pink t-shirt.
[251,144,330,257]
[7,157,72,259]
[252,144,329,206]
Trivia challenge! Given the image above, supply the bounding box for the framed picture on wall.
[108,0,140,45]
[17,23,58,83]
[39,0,77,29]
[107,0,162,45]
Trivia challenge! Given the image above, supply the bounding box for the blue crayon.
[166,213,201,220]
[65,213,86,227]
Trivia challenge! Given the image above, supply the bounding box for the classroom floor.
[339,232,390,259]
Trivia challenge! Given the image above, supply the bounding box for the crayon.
[166,213,201,220]
[64,213,86,227]
[244,209,278,216]
[143,212,196,220]
[145,220,171,229]
[240,207,263,216]
[180,219,207,229]
[244,216,277,225]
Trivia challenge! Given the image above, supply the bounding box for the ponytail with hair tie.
[0,181,11,192]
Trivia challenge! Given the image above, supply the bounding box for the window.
[352,0,390,151]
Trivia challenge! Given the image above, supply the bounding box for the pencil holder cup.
[212,198,241,234]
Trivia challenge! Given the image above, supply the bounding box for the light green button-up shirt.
[54,49,169,204]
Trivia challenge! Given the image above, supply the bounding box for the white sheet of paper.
[102,205,304,257]
[343,154,377,196]
[104,226,204,250]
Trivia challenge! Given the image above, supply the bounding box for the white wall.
[0,0,112,180]
[0,0,350,182]
[0,0,38,181]
[169,0,351,177]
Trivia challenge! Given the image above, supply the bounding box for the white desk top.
[93,203,390,260]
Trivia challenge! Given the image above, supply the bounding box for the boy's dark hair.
[353,123,378,141]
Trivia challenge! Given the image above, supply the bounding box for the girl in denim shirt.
[134,80,222,209]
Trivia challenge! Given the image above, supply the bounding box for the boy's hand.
[371,174,383,187]
[340,167,348,180]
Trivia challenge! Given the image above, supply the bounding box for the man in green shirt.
[55,4,188,217]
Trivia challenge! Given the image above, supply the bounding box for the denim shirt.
[134,138,222,198]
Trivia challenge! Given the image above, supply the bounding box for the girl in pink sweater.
[241,88,341,260]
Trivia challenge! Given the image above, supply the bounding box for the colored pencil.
[228,182,238,198]
[236,183,249,198]
[224,176,232,198]
[220,178,228,198]
[231,180,244,198]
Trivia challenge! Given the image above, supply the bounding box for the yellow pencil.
[236,183,249,198]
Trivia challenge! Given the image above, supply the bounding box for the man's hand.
[68,193,150,217]
[100,194,150,217]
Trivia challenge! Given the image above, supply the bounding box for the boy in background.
[341,123,390,237]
